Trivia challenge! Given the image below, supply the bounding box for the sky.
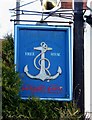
[0,0,92,38]
[0,0,16,38]
[0,0,42,38]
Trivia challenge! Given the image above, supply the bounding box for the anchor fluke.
[58,66,62,74]
[48,66,62,80]
[24,65,28,72]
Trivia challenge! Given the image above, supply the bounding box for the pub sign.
[15,24,73,101]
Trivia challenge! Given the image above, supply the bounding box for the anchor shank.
[40,51,46,74]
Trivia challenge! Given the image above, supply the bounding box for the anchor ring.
[41,42,48,49]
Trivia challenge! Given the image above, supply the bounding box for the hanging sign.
[15,24,73,101]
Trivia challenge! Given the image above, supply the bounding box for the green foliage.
[14,98,60,120]
[2,34,84,120]
[2,64,21,120]
[58,101,83,120]
[2,34,14,67]
[2,34,21,120]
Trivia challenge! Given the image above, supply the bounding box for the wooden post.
[73,1,84,114]
[16,0,20,24]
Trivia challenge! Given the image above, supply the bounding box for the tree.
[2,34,21,119]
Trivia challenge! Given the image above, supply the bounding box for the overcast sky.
[0,0,18,38]
[0,0,91,38]
[0,0,42,38]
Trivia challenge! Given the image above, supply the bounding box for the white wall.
[84,22,90,112]
[84,0,92,118]
[90,2,92,113]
